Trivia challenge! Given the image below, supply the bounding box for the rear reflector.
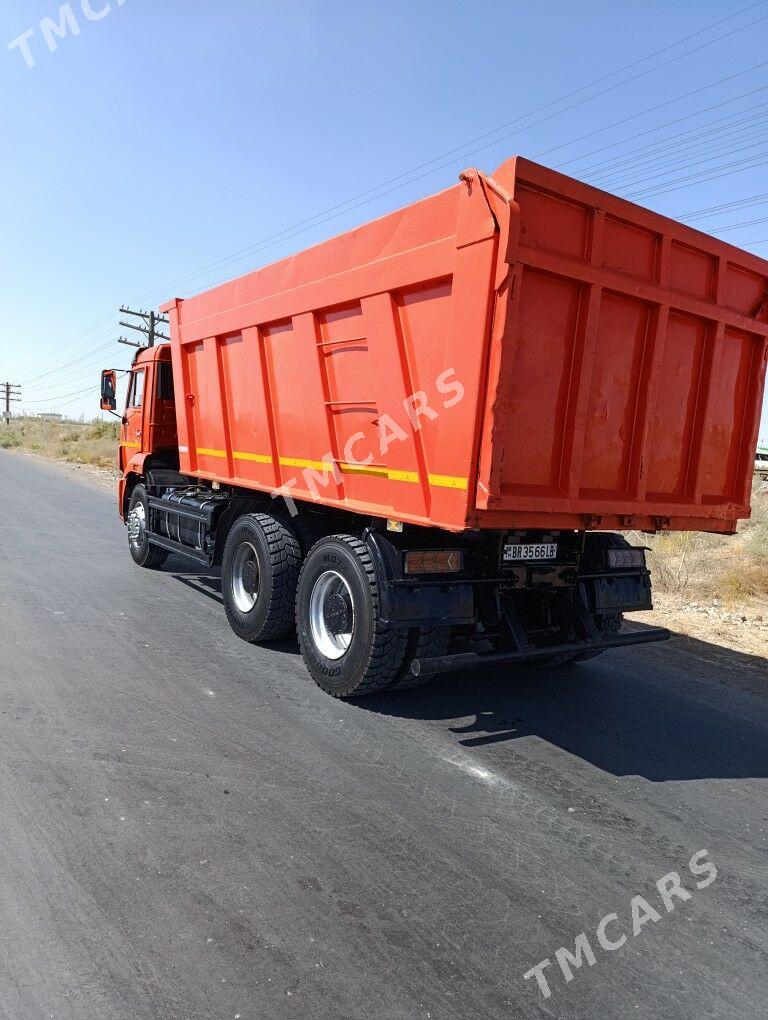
[606,548,646,569]
[404,550,463,574]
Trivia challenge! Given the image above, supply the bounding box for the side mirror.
[100,369,117,411]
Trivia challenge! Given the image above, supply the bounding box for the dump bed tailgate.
[475,158,768,533]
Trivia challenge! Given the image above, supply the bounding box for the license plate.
[503,542,558,562]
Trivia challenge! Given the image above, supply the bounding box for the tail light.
[606,547,646,569]
[404,550,463,574]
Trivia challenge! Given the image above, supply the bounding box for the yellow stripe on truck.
[233,451,273,464]
[386,468,420,483]
[338,462,387,478]
[195,448,465,489]
[428,473,468,490]
[278,455,329,472]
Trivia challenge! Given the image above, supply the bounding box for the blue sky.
[1,0,767,443]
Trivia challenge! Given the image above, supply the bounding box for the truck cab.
[102,345,178,520]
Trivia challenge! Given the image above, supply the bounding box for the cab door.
[148,358,177,452]
[120,365,147,456]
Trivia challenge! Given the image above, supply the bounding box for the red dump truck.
[101,156,768,698]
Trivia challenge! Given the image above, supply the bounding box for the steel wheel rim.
[128,501,146,549]
[309,570,354,660]
[232,541,260,613]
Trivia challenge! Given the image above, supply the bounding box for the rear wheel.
[387,626,451,691]
[222,513,301,642]
[127,484,168,569]
[540,533,631,666]
[296,536,407,698]
[534,610,625,668]
[571,533,632,661]
[570,611,623,662]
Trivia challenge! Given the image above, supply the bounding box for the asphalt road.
[1,450,767,1019]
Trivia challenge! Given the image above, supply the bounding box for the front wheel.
[127,484,168,569]
[296,536,407,698]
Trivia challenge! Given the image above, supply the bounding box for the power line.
[22,312,163,404]
[533,63,768,168]
[709,214,768,233]
[627,151,768,199]
[677,191,768,220]
[19,313,120,385]
[16,5,768,403]
[25,351,130,393]
[20,334,119,386]
[555,84,768,171]
[23,361,134,402]
[25,125,768,407]
[17,2,768,398]
[602,129,768,191]
[34,185,768,411]
[309,0,768,214]
[154,74,762,309]
[595,130,768,190]
[22,383,99,405]
[582,107,768,183]
[110,12,768,306]
[22,310,169,394]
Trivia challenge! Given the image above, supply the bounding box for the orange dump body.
[163,157,768,534]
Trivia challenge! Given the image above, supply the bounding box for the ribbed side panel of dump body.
[474,157,768,534]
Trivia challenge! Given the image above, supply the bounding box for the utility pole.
[117,307,170,349]
[2,382,21,425]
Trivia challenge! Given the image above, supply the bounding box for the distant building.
[756,444,768,480]
[36,412,64,422]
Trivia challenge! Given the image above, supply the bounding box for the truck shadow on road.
[366,629,768,783]
[171,569,224,605]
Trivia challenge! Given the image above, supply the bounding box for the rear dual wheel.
[538,533,632,667]
[569,533,630,662]
[388,625,451,691]
[296,536,451,698]
[296,536,409,699]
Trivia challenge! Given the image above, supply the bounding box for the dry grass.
[630,480,768,607]
[0,417,119,470]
